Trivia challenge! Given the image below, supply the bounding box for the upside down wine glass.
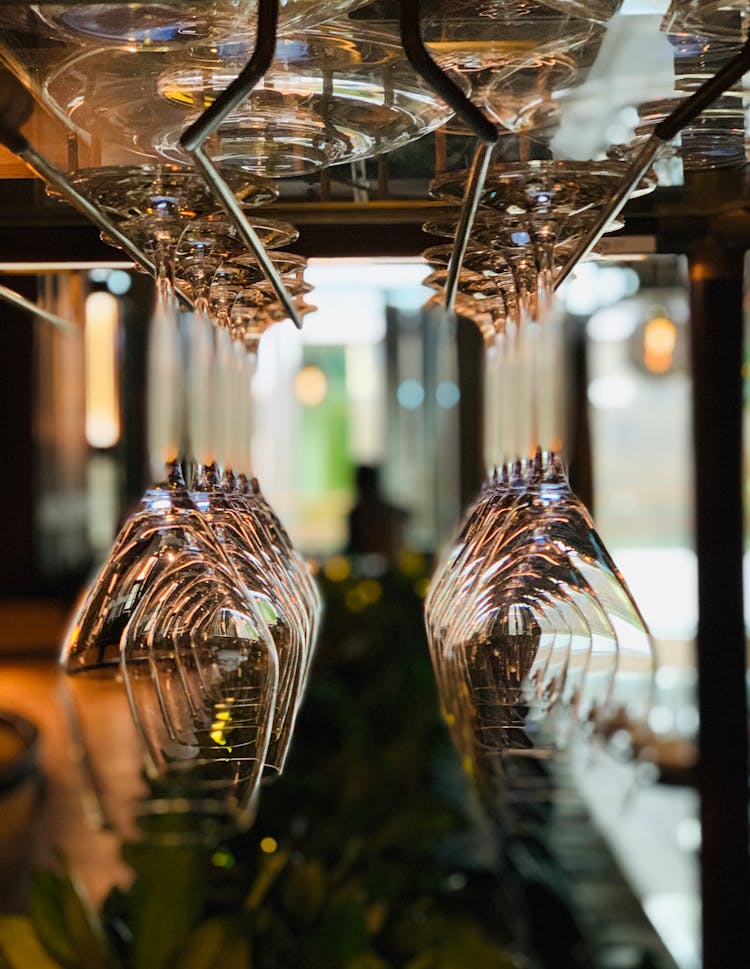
[424,160,657,810]
[61,166,284,841]
[179,262,313,779]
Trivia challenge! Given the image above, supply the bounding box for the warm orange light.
[85,291,120,448]
[643,315,677,374]
[294,365,328,407]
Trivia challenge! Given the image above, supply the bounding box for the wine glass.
[665,0,750,43]
[225,272,323,652]
[29,0,373,50]
[40,27,455,177]
[193,253,323,766]
[60,422,281,842]
[160,213,319,777]
[65,544,280,844]
[430,160,656,455]
[423,155,657,804]
[183,342,311,778]
[60,161,283,794]
[608,95,748,171]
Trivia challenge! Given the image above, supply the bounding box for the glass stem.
[482,335,497,478]
[242,348,259,479]
[148,255,182,485]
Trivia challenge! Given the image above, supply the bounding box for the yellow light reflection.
[324,556,351,582]
[85,291,120,448]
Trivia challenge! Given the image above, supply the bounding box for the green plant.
[1,555,519,969]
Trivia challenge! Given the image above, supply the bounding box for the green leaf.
[309,896,370,969]
[282,860,327,926]
[29,863,115,969]
[244,848,290,912]
[404,922,517,969]
[28,871,76,969]
[174,918,251,969]
[127,845,209,969]
[344,954,391,969]
[58,859,117,969]
[0,915,64,969]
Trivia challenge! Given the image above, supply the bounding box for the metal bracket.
[555,29,750,289]
[400,0,498,314]
[0,69,168,293]
[0,282,76,329]
[179,0,303,329]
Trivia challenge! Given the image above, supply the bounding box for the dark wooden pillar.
[688,238,750,969]
[0,275,36,594]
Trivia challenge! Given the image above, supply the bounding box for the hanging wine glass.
[61,254,280,841]
[423,151,657,803]
[29,0,373,50]
[97,545,278,843]
[59,162,278,701]
[429,452,622,818]
[665,0,750,43]
[180,315,311,778]
[41,28,455,177]
[431,160,656,455]
[225,271,323,690]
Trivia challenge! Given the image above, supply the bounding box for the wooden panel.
[0,145,34,179]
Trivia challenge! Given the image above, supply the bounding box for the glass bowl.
[30,0,373,50]
[43,26,455,177]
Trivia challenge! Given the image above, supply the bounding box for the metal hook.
[400,0,498,314]
[555,29,750,290]
[0,283,76,329]
[0,69,179,305]
[179,0,303,330]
